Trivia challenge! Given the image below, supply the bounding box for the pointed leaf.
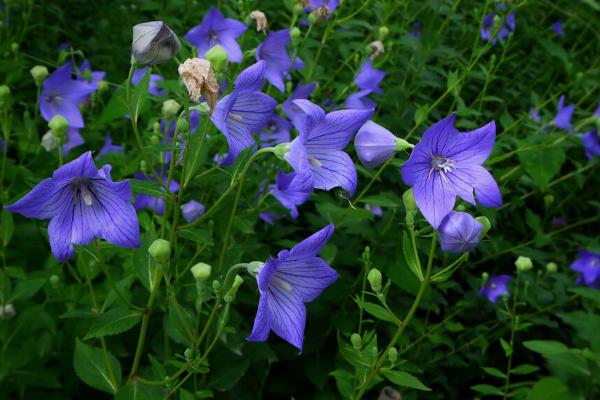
[73,339,122,394]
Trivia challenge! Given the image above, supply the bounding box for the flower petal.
[53,151,98,180]
[266,283,306,350]
[5,179,71,219]
[459,164,502,208]
[449,120,496,165]
[290,99,326,137]
[308,149,357,194]
[247,292,271,342]
[276,257,338,302]
[306,108,374,151]
[289,224,334,260]
[413,172,456,229]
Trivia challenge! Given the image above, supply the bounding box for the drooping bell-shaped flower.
[132,21,181,65]
[247,224,338,350]
[211,61,277,165]
[479,275,511,303]
[438,212,483,253]
[5,152,140,261]
[185,7,247,63]
[570,250,600,288]
[582,129,600,159]
[401,114,502,229]
[40,63,96,128]
[284,99,373,195]
[355,58,385,94]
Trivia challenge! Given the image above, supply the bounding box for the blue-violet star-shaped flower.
[185,7,247,63]
[571,250,600,288]
[40,63,96,128]
[211,61,277,165]
[268,171,313,219]
[256,29,298,92]
[401,114,502,229]
[479,274,511,303]
[553,95,575,130]
[247,224,338,350]
[284,99,373,195]
[438,211,483,253]
[5,151,140,261]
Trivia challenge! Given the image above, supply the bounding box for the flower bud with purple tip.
[354,121,412,169]
[438,212,483,253]
[132,21,181,65]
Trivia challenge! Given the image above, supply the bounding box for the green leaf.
[569,287,600,304]
[330,369,354,400]
[414,105,429,126]
[84,308,142,339]
[523,340,568,356]
[97,90,128,125]
[471,384,503,396]
[539,39,569,65]
[9,278,47,302]
[0,209,14,247]
[165,297,195,346]
[73,339,122,394]
[500,338,512,357]
[115,381,155,400]
[130,179,170,199]
[511,364,540,375]
[178,228,214,246]
[381,370,431,391]
[402,231,423,281]
[130,69,150,123]
[518,145,566,190]
[483,366,506,379]
[526,377,571,400]
[355,298,398,324]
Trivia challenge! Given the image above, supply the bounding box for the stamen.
[308,156,322,168]
[228,112,243,122]
[271,276,292,292]
[80,186,93,206]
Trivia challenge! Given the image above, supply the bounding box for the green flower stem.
[502,273,520,400]
[353,233,437,400]
[128,262,164,382]
[216,147,275,272]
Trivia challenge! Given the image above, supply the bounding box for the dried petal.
[368,40,385,59]
[249,10,267,32]
[178,58,219,113]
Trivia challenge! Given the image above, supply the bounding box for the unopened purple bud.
[439,212,483,253]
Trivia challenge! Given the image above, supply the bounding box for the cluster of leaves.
[1,0,599,399]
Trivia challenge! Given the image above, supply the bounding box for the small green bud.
[48,115,69,138]
[162,99,181,120]
[0,304,16,320]
[575,72,584,80]
[402,188,416,213]
[150,135,160,145]
[212,279,222,293]
[153,121,162,135]
[292,4,304,15]
[140,160,148,172]
[387,347,398,363]
[307,13,318,25]
[191,263,212,282]
[82,68,93,82]
[394,137,413,152]
[290,27,302,46]
[378,26,389,40]
[285,81,293,94]
[544,195,554,207]
[273,142,290,160]
[30,65,49,86]
[515,256,533,272]
[148,239,171,265]
[455,204,466,212]
[11,42,19,53]
[546,262,558,273]
[176,116,189,134]
[481,272,489,284]
[247,261,264,275]
[224,275,244,303]
[97,80,109,93]
[367,268,382,293]
[205,45,228,74]
[49,274,60,288]
[183,348,193,361]
[350,333,362,350]
[475,216,491,238]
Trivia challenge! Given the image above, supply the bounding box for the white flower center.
[430,156,455,182]
[308,156,322,168]
[72,179,94,207]
[228,112,243,122]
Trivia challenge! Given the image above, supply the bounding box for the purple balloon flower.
[553,95,575,130]
[481,12,495,41]
[529,107,542,123]
[259,115,292,148]
[62,128,84,155]
[571,250,600,288]
[479,275,511,303]
[256,29,297,92]
[269,171,313,219]
[185,7,247,63]
[345,89,377,110]
[355,59,385,94]
[354,121,399,169]
[284,99,373,195]
[582,129,600,159]
[439,212,483,253]
[552,21,565,37]
[247,224,338,350]
[134,173,179,216]
[282,82,317,128]
[40,63,96,128]
[211,61,276,165]
[77,59,106,92]
[132,67,167,96]
[98,133,124,157]
[365,204,383,217]
[401,114,502,229]
[181,200,205,223]
[5,152,140,261]
[308,0,340,14]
